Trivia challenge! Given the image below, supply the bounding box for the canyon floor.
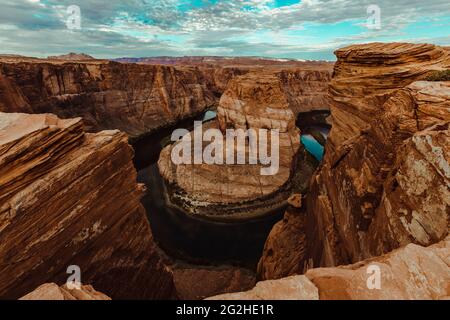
[0,44,449,300]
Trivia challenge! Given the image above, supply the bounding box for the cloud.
[0,0,449,59]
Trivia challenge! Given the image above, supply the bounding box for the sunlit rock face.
[306,43,450,268]
[0,112,175,300]
[158,73,305,219]
[19,283,111,301]
[326,42,450,154]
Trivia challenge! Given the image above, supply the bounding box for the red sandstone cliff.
[0,57,332,140]
[306,43,450,267]
[258,43,450,280]
[0,59,218,138]
[0,112,175,299]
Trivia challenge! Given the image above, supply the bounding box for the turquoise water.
[203,110,217,122]
[301,134,325,161]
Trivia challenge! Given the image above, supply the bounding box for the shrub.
[426,70,450,81]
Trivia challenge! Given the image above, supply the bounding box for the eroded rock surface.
[255,43,450,282]
[0,112,175,299]
[0,59,218,138]
[306,236,450,300]
[20,283,111,300]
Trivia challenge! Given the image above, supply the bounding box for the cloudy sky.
[0,0,449,60]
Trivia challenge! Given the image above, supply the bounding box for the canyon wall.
[307,43,450,267]
[277,69,332,114]
[0,112,175,299]
[0,57,332,139]
[0,59,219,138]
[258,43,450,280]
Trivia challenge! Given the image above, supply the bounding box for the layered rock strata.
[277,69,331,114]
[0,112,175,299]
[211,236,450,300]
[158,73,313,220]
[306,43,450,268]
[257,42,450,279]
[0,56,332,139]
[0,59,218,138]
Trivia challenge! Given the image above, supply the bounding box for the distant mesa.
[113,56,333,68]
[47,52,96,61]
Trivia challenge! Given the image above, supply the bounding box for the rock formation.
[277,69,331,114]
[257,43,450,280]
[158,72,314,220]
[211,235,450,300]
[20,283,111,300]
[0,112,175,299]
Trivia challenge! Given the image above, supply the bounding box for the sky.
[0,0,449,60]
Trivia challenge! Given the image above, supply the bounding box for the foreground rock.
[158,72,315,220]
[211,236,450,300]
[20,283,111,300]
[0,112,175,299]
[208,275,318,300]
